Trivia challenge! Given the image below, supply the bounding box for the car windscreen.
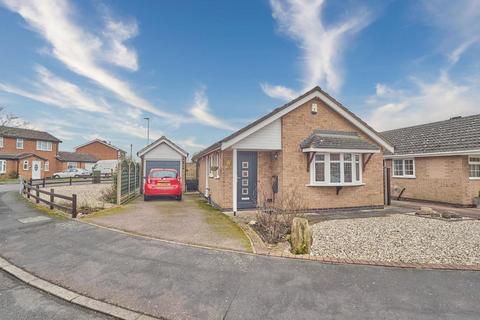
[149,170,177,179]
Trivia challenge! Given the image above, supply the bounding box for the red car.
[144,168,182,201]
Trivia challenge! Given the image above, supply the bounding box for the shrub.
[100,173,117,204]
[255,189,307,243]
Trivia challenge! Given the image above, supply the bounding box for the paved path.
[1,191,479,320]
[0,270,112,319]
[392,200,480,219]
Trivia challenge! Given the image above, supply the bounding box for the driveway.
[84,193,252,252]
[1,191,479,320]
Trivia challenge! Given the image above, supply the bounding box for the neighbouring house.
[192,87,394,212]
[75,139,126,160]
[0,126,61,180]
[56,151,98,171]
[382,114,480,207]
[137,136,189,192]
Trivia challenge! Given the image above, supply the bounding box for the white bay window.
[310,153,363,186]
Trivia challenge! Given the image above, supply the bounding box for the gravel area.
[37,183,114,210]
[311,213,480,266]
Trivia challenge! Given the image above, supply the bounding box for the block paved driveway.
[0,191,479,320]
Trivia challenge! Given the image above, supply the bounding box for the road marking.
[18,216,51,224]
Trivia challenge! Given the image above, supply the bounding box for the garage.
[137,136,189,193]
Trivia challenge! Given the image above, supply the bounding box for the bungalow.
[382,114,480,207]
[192,87,394,212]
[56,151,98,171]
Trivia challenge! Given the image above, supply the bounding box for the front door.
[237,151,257,209]
[32,160,41,179]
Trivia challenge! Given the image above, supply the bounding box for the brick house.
[75,139,126,160]
[382,115,480,206]
[0,126,61,180]
[56,151,98,171]
[192,87,394,212]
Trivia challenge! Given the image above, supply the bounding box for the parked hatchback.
[52,168,91,178]
[144,168,182,201]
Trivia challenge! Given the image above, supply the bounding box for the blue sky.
[0,0,479,156]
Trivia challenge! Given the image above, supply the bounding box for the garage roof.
[137,136,188,158]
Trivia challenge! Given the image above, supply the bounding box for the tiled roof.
[0,152,47,160]
[57,151,98,162]
[300,130,379,151]
[137,136,188,157]
[0,126,61,142]
[192,86,388,160]
[381,114,480,155]
[75,139,126,153]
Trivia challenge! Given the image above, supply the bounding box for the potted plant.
[474,191,480,208]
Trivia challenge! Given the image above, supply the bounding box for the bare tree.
[0,106,28,134]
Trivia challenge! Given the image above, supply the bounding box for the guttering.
[384,149,480,159]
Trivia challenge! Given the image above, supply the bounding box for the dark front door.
[237,151,257,209]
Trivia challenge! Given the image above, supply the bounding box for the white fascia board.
[384,149,480,159]
[221,90,394,152]
[302,148,380,154]
[138,139,188,158]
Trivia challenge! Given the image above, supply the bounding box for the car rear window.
[149,170,177,178]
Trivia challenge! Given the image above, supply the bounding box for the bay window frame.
[309,152,363,186]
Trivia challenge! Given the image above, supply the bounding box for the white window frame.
[208,152,220,178]
[44,160,49,172]
[67,162,77,169]
[309,152,363,186]
[23,160,29,171]
[36,140,52,151]
[392,158,416,178]
[0,160,6,174]
[16,138,24,149]
[0,136,3,148]
[469,156,480,180]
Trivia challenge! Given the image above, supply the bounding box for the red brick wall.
[76,141,121,160]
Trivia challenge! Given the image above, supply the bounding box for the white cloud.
[178,137,206,149]
[0,0,180,121]
[263,0,372,99]
[260,83,298,100]
[0,65,110,113]
[367,73,480,131]
[189,87,235,131]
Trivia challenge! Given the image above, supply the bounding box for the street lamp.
[144,117,150,144]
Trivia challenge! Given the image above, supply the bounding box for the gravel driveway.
[38,183,114,210]
[311,213,480,266]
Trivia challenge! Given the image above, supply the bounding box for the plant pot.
[473,197,480,209]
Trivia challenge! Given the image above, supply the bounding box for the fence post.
[116,162,122,205]
[29,178,33,186]
[128,162,131,198]
[50,189,54,210]
[35,185,40,204]
[42,177,46,188]
[69,177,72,186]
[71,194,77,218]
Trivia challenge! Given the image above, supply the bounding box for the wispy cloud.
[189,87,235,131]
[263,0,372,99]
[0,65,110,113]
[260,83,298,101]
[0,0,180,121]
[178,137,206,149]
[367,72,480,131]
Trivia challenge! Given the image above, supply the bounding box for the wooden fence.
[29,176,113,188]
[21,179,78,218]
[116,160,141,205]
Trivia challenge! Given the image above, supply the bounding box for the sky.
[0,0,479,156]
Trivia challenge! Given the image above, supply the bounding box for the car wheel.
[177,195,182,201]
[53,175,59,179]
[74,175,79,178]
[144,195,150,201]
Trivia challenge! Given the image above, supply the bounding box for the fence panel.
[117,160,141,204]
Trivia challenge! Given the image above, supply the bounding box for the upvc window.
[36,140,52,151]
[23,160,29,171]
[67,162,77,169]
[0,160,6,173]
[469,156,480,179]
[393,159,415,178]
[310,153,362,186]
[44,161,49,172]
[16,138,24,149]
[208,152,220,178]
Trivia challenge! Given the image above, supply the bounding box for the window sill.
[469,177,480,180]
[392,176,416,179]
[306,183,365,187]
